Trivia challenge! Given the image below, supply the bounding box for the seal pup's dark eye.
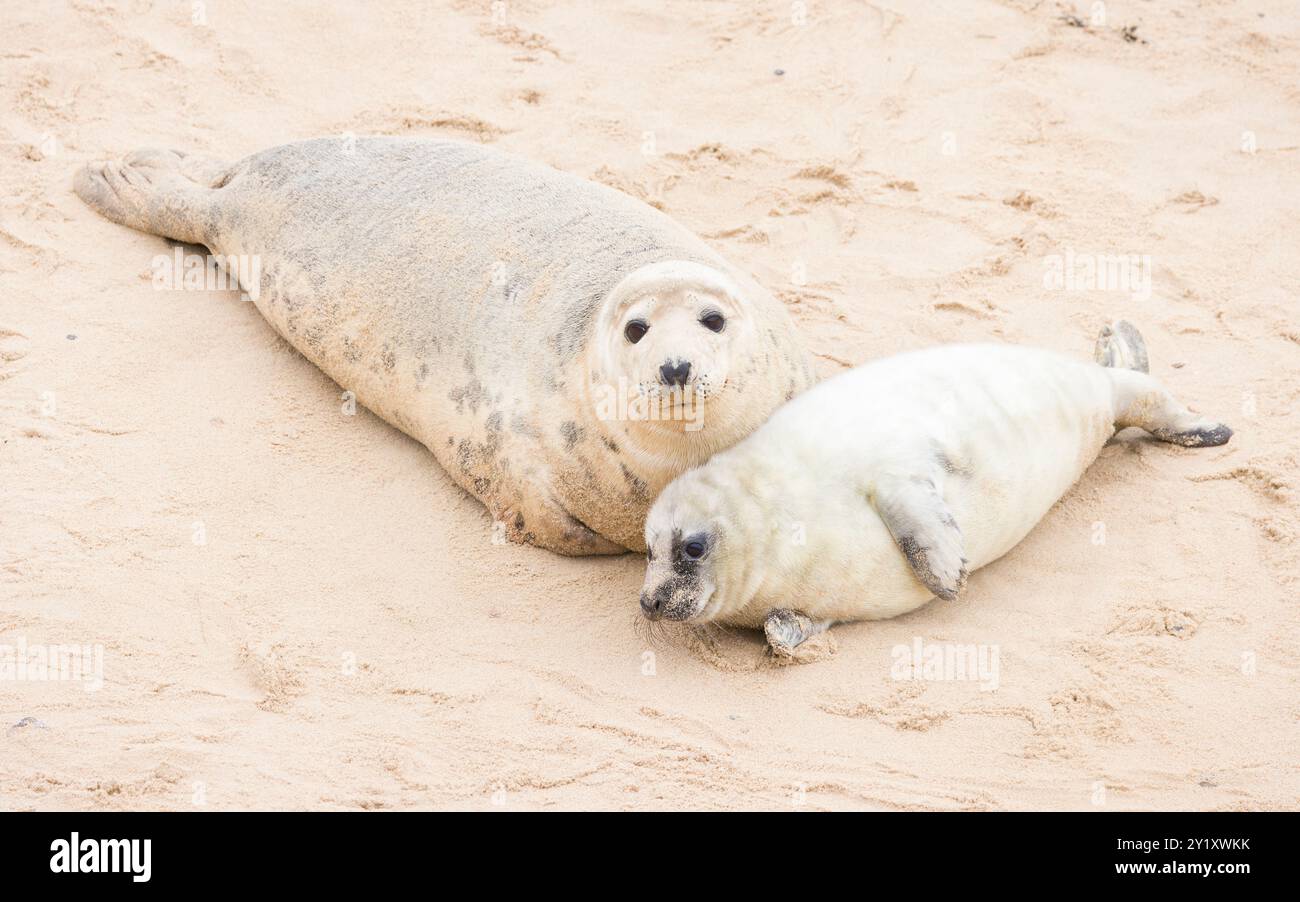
[700,312,725,333]
[625,320,648,344]
[684,540,706,559]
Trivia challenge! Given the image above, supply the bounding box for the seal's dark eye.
[684,540,706,559]
[624,320,648,344]
[700,312,725,333]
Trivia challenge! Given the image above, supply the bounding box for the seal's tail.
[1097,320,1233,447]
[74,148,232,246]
[1094,319,1149,373]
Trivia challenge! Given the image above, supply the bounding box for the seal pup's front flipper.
[872,474,968,601]
[763,609,833,657]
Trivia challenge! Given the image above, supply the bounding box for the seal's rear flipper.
[1095,319,1150,373]
[1151,422,1234,447]
[74,148,231,246]
[1101,327,1234,447]
[873,475,968,601]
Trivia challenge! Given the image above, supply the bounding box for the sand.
[2,0,1298,811]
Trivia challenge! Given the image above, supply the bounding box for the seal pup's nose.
[659,360,691,387]
[639,592,663,620]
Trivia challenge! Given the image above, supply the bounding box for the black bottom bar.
[0,811,1287,888]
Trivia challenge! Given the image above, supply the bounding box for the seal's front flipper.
[874,476,968,600]
[764,609,832,657]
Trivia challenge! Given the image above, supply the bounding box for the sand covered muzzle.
[639,527,719,621]
[639,571,714,621]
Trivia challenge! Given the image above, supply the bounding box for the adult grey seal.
[638,322,1232,654]
[74,138,813,554]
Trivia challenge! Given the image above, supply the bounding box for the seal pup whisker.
[629,608,673,650]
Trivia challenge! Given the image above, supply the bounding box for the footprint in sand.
[0,327,31,380]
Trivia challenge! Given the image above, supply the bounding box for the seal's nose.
[639,592,663,620]
[659,360,691,387]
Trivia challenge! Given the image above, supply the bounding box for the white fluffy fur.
[643,340,1227,629]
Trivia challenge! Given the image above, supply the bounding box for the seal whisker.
[629,609,670,650]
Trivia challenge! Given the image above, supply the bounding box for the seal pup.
[639,322,1232,654]
[73,138,813,554]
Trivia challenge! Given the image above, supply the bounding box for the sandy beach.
[2,0,1298,810]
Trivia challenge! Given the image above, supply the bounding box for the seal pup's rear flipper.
[74,148,231,246]
[1096,321,1233,448]
[1095,319,1149,373]
[872,474,969,601]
